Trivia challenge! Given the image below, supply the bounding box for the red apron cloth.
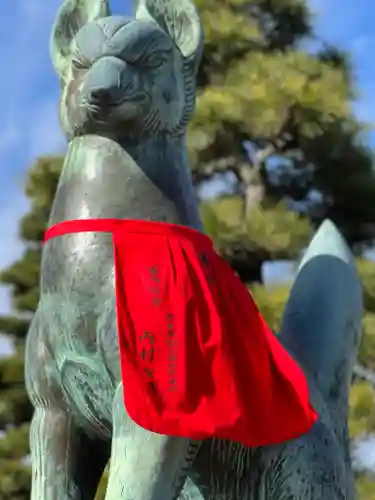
[45,219,318,447]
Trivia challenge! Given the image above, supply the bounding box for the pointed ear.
[50,0,111,81]
[135,0,203,73]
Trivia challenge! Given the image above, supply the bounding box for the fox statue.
[25,0,362,499]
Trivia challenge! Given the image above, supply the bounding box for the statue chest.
[49,139,181,224]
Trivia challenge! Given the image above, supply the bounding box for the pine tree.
[191,0,375,282]
[0,157,63,499]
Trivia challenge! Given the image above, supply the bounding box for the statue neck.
[57,132,202,229]
[119,133,202,230]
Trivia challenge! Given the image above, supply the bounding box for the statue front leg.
[26,311,109,500]
[105,383,201,500]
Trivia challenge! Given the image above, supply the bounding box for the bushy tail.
[279,219,363,465]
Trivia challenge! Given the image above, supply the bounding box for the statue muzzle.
[84,56,136,107]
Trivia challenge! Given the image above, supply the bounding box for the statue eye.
[142,54,167,69]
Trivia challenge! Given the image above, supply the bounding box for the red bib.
[45,219,317,447]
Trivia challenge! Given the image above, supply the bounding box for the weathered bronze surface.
[25,0,362,498]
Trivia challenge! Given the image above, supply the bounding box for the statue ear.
[135,0,203,73]
[50,0,111,82]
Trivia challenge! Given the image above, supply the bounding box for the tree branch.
[353,363,375,386]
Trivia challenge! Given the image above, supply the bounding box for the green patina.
[25,0,362,498]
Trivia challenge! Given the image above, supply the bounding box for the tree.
[191,0,375,281]
[0,157,63,499]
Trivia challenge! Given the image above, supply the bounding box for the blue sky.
[0,0,374,353]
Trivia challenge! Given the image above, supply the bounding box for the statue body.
[25,1,363,499]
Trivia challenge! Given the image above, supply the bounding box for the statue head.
[50,0,203,140]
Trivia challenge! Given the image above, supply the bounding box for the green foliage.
[357,260,375,372]
[202,197,311,255]
[356,473,375,500]
[191,49,351,151]
[358,259,375,314]
[200,197,311,281]
[0,317,30,340]
[0,424,30,460]
[190,0,375,250]
[349,382,375,438]
[250,283,291,332]
[359,314,375,370]
[0,459,31,500]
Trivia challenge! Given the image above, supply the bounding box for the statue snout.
[84,56,133,106]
